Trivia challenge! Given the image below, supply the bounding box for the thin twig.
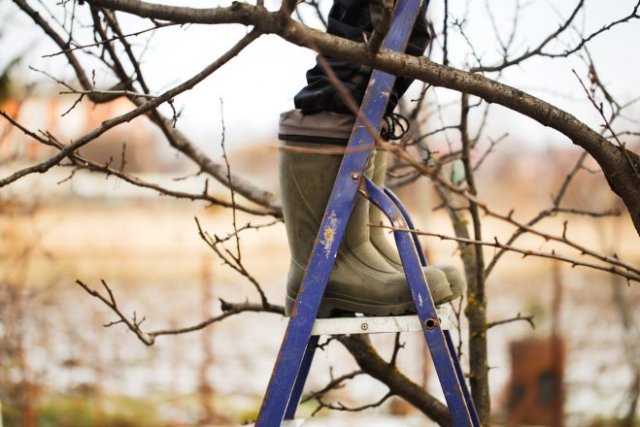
[76,279,285,346]
[303,370,365,404]
[375,225,640,283]
[0,30,262,189]
[43,22,175,58]
[487,313,535,330]
[195,217,272,307]
[472,0,586,72]
[0,110,273,215]
[573,69,640,179]
[76,279,155,345]
[315,391,393,415]
[218,98,241,259]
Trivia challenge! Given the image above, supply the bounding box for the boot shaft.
[278,139,343,266]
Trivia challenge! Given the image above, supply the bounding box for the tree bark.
[339,335,452,426]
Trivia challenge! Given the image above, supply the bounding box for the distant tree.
[1,0,639,425]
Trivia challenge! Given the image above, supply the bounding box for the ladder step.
[311,306,453,336]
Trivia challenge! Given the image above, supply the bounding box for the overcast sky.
[2,0,639,153]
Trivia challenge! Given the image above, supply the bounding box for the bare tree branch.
[303,370,365,404]
[0,107,274,216]
[79,0,640,234]
[375,225,640,283]
[76,279,155,345]
[472,0,586,72]
[487,313,535,330]
[338,334,452,426]
[0,26,281,214]
[76,279,285,346]
[314,391,393,415]
[195,217,274,308]
[573,69,640,179]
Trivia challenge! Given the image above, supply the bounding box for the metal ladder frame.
[256,0,479,424]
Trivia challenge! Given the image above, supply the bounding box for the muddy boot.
[369,149,466,301]
[279,109,454,316]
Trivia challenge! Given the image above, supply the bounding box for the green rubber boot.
[369,150,466,301]
[279,110,454,316]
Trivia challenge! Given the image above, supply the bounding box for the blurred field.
[1,146,639,426]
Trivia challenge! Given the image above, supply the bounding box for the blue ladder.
[256,0,479,425]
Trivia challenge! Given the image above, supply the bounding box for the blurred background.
[1,0,639,426]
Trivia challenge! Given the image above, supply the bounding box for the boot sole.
[285,294,416,318]
[285,289,461,318]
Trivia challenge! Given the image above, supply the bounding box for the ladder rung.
[311,306,453,336]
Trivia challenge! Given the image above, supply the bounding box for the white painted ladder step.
[310,306,453,336]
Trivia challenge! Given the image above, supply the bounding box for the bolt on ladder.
[255,0,479,425]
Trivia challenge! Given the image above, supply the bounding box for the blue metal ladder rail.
[256,0,479,425]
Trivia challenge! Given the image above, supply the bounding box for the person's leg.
[279,0,463,315]
[293,0,430,116]
[369,150,466,300]
[279,110,455,316]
